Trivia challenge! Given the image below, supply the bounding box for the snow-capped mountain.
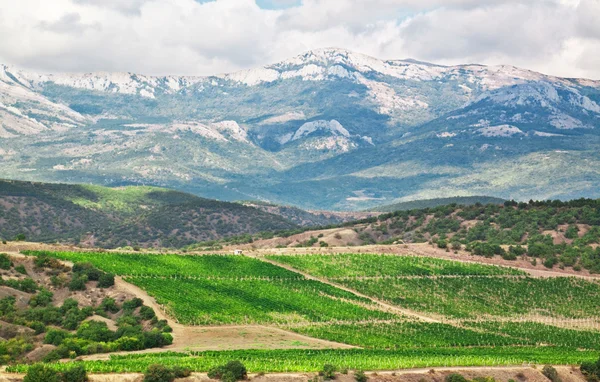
[1,49,599,209]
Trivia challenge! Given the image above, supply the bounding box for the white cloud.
[0,0,598,79]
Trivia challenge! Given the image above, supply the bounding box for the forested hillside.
[352,199,600,273]
[0,179,297,248]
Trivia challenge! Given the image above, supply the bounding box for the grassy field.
[19,250,600,373]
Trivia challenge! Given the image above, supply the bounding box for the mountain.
[370,196,506,212]
[0,179,297,248]
[1,48,599,210]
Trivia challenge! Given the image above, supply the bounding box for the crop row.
[8,347,597,374]
[339,276,600,319]
[287,320,600,350]
[265,253,526,278]
[25,251,297,278]
[126,277,396,325]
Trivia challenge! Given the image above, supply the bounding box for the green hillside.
[0,179,297,248]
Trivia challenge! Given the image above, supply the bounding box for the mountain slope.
[1,49,599,210]
[0,179,297,248]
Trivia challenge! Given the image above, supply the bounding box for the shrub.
[14,233,26,242]
[208,360,247,381]
[97,272,115,288]
[15,264,27,275]
[0,253,13,269]
[581,357,600,382]
[23,364,61,382]
[140,306,156,320]
[142,364,191,382]
[355,370,368,382]
[99,297,119,313]
[45,329,71,346]
[61,365,88,382]
[122,298,144,311]
[542,365,562,382]
[68,274,88,291]
[320,364,337,380]
[28,321,46,335]
[437,239,448,249]
[446,374,469,382]
[143,364,175,382]
[76,321,114,342]
[29,288,54,308]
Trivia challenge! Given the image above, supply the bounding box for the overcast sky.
[0,0,599,79]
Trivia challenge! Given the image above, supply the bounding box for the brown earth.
[0,365,588,382]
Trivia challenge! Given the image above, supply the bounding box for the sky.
[0,0,599,79]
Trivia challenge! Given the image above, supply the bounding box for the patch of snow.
[437,132,456,138]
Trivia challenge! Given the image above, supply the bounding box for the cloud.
[0,0,598,79]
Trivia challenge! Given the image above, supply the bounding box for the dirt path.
[251,254,440,323]
[0,365,587,382]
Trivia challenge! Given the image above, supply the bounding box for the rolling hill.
[0,179,297,248]
[1,48,599,209]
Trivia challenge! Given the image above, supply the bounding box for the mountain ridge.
[1,48,599,210]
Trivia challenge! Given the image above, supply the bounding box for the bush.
[23,364,61,382]
[15,264,27,275]
[542,365,562,382]
[143,364,191,382]
[208,360,247,381]
[140,305,156,320]
[28,321,46,335]
[61,365,88,382]
[72,263,103,281]
[29,288,54,308]
[0,253,13,269]
[437,239,448,249]
[446,374,469,382]
[14,233,26,242]
[99,297,119,313]
[68,274,88,291]
[122,298,144,311]
[320,364,337,380]
[76,321,114,342]
[355,370,368,382]
[97,273,115,288]
[581,357,600,382]
[45,329,71,346]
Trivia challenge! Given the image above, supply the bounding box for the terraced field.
[19,250,600,373]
